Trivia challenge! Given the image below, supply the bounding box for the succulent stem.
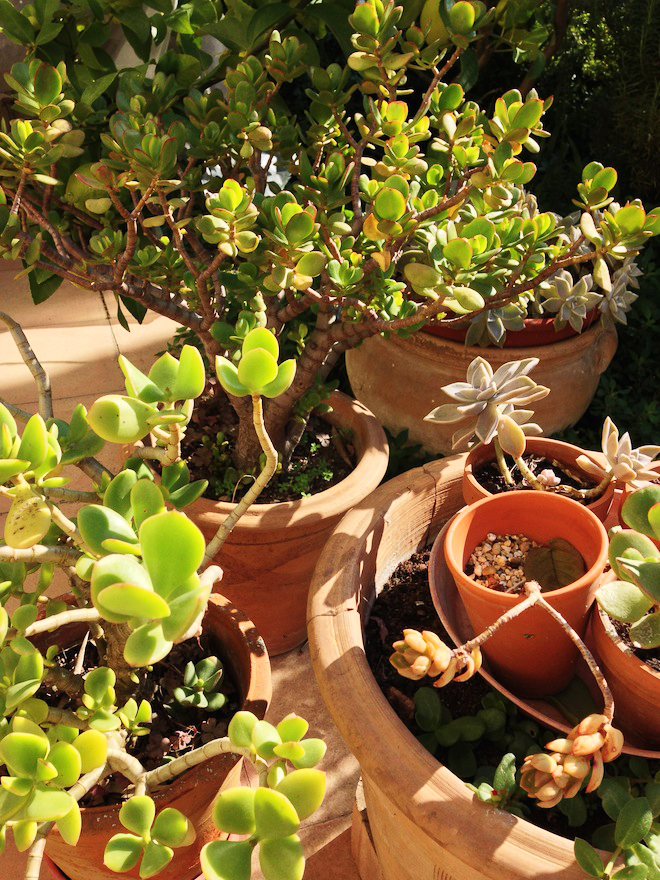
[494,437,515,485]
[201,394,277,568]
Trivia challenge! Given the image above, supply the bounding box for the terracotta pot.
[308,454,597,880]
[345,321,618,455]
[188,391,389,656]
[589,605,660,749]
[45,595,272,880]
[439,492,609,697]
[463,437,615,522]
[422,310,598,346]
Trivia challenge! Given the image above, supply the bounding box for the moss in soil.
[364,548,660,845]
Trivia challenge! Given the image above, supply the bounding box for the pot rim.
[463,437,615,516]
[307,453,593,872]
[443,491,609,601]
[190,390,389,529]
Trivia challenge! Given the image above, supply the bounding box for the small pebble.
[467,532,540,593]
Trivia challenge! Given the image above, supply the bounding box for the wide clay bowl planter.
[308,454,596,880]
[45,595,272,880]
[463,437,615,522]
[345,321,617,455]
[188,391,389,655]
[439,492,609,697]
[589,605,660,749]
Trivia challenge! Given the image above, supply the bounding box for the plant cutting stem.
[145,738,262,788]
[0,310,52,420]
[201,394,277,568]
[493,437,515,485]
[25,606,101,637]
[459,581,614,722]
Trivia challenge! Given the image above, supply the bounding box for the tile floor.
[0,262,361,879]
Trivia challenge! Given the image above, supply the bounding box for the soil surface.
[611,617,660,673]
[476,453,598,503]
[44,632,240,806]
[182,390,354,502]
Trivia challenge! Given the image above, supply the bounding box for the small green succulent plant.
[0,316,326,880]
[597,485,660,650]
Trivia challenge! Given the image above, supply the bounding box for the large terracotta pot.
[308,454,594,880]
[438,491,609,697]
[463,437,615,522]
[189,391,389,656]
[422,311,598,346]
[345,321,618,455]
[45,594,272,880]
[589,605,660,749]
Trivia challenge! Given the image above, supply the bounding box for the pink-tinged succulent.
[390,629,482,687]
[520,714,624,808]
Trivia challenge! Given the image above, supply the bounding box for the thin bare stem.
[25,607,101,637]
[145,738,251,788]
[0,311,52,419]
[201,394,277,567]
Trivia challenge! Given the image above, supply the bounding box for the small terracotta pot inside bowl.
[439,491,609,697]
[462,436,615,522]
[589,604,660,749]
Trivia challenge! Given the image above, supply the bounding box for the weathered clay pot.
[188,391,389,655]
[308,454,595,880]
[439,491,609,697]
[345,321,618,455]
[589,605,660,749]
[45,595,272,880]
[463,437,615,522]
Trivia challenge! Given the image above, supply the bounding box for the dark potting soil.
[363,549,643,844]
[44,632,240,807]
[182,389,354,502]
[611,617,660,673]
[476,453,598,502]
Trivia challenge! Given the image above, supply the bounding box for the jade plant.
[426,354,660,499]
[596,485,660,650]
[0,1,658,488]
[0,316,325,880]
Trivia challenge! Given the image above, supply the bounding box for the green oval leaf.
[275,769,326,821]
[200,840,252,880]
[79,505,138,556]
[171,345,206,401]
[97,584,171,620]
[139,512,205,595]
[242,327,279,360]
[88,396,157,444]
[237,349,278,393]
[212,788,256,835]
[104,833,143,874]
[258,835,304,880]
[254,788,300,839]
[615,797,652,849]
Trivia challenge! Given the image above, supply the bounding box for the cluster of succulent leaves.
[0,0,658,473]
[413,685,660,878]
[596,487,660,651]
[101,710,326,880]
